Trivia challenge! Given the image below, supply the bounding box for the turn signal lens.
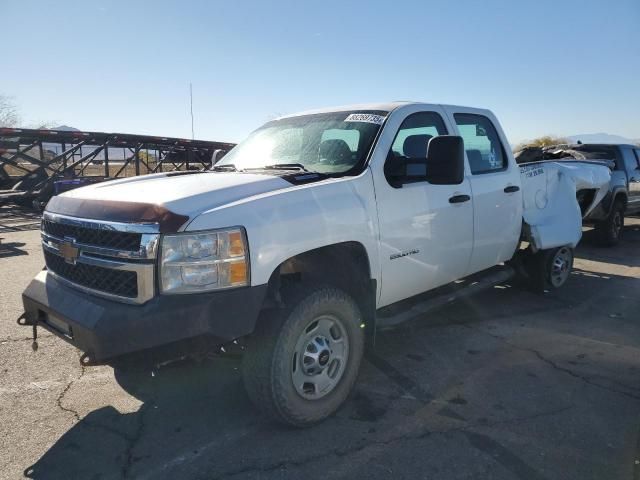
[228,231,245,257]
[229,261,248,285]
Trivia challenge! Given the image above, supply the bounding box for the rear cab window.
[453,114,507,174]
[571,145,622,170]
[321,129,360,152]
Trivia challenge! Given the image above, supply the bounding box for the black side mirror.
[425,135,464,185]
[385,135,465,187]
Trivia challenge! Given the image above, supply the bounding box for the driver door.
[372,107,474,307]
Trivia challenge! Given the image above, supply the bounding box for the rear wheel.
[242,283,364,427]
[594,200,624,247]
[525,246,574,293]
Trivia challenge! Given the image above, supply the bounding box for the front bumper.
[22,271,268,362]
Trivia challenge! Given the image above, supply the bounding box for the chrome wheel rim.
[291,314,349,399]
[550,247,572,287]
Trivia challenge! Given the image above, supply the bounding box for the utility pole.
[189,82,195,140]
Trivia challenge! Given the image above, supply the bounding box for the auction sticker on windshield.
[344,113,386,125]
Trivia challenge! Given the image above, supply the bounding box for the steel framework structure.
[0,127,235,206]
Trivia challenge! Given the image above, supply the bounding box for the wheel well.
[596,190,627,219]
[263,242,376,331]
[576,188,597,216]
[612,192,627,208]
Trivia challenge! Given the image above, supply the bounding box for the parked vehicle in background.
[21,102,610,426]
[515,143,640,246]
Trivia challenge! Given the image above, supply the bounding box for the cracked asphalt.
[1,216,639,480]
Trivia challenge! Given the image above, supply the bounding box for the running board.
[376,265,515,329]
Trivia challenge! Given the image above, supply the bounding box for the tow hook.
[16,313,38,351]
[80,353,97,367]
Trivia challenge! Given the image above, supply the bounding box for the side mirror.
[424,135,465,185]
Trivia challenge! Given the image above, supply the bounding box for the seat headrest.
[319,139,352,164]
[403,134,433,158]
[466,149,484,171]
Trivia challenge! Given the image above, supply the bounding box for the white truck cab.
[21,102,610,426]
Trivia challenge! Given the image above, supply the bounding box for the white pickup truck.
[20,102,610,426]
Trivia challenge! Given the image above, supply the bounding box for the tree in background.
[0,95,56,129]
[515,135,569,151]
[0,95,20,127]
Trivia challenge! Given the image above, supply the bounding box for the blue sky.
[3,0,639,144]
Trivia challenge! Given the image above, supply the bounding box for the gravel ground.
[1,214,639,480]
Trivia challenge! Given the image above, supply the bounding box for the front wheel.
[242,283,364,427]
[525,246,574,292]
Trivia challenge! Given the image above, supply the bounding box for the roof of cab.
[276,101,489,119]
[276,102,410,119]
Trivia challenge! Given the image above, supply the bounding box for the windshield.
[217,110,387,174]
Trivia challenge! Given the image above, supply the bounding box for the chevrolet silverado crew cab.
[20,102,610,426]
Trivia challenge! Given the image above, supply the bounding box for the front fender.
[184,172,380,288]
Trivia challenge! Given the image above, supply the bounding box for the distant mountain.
[52,125,81,132]
[567,133,638,145]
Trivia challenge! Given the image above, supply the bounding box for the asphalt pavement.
[1,213,639,480]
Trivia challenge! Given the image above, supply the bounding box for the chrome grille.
[41,212,159,304]
[44,250,138,298]
[42,218,142,251]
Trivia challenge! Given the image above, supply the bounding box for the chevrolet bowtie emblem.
[59,239,79,264]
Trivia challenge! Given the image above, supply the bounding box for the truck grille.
[42,218,141,251]
[41,212,158,304]
[45,250,138,298]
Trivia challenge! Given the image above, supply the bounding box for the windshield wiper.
[251,163,315,173]
[211,164,238,172]
[262,163,308,171]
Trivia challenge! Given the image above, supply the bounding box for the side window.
[390,112,447,157]
[622,147,639,171]
[634,149,640,167]
[454,114,506,174]
[385,111,448,186]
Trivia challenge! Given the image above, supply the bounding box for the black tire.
[524,246,574,293]
[594,200,624,247]
[242,283,364,427]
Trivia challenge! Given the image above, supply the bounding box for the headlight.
[160,227,249,294]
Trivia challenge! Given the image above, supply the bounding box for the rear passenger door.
[444,107,523,274]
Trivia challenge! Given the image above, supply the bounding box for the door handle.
[449,194,471,204]
[504,185,520,193]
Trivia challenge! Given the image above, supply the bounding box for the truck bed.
[520,160,610,250]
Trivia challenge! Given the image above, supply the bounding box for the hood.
[45,171,293,231]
